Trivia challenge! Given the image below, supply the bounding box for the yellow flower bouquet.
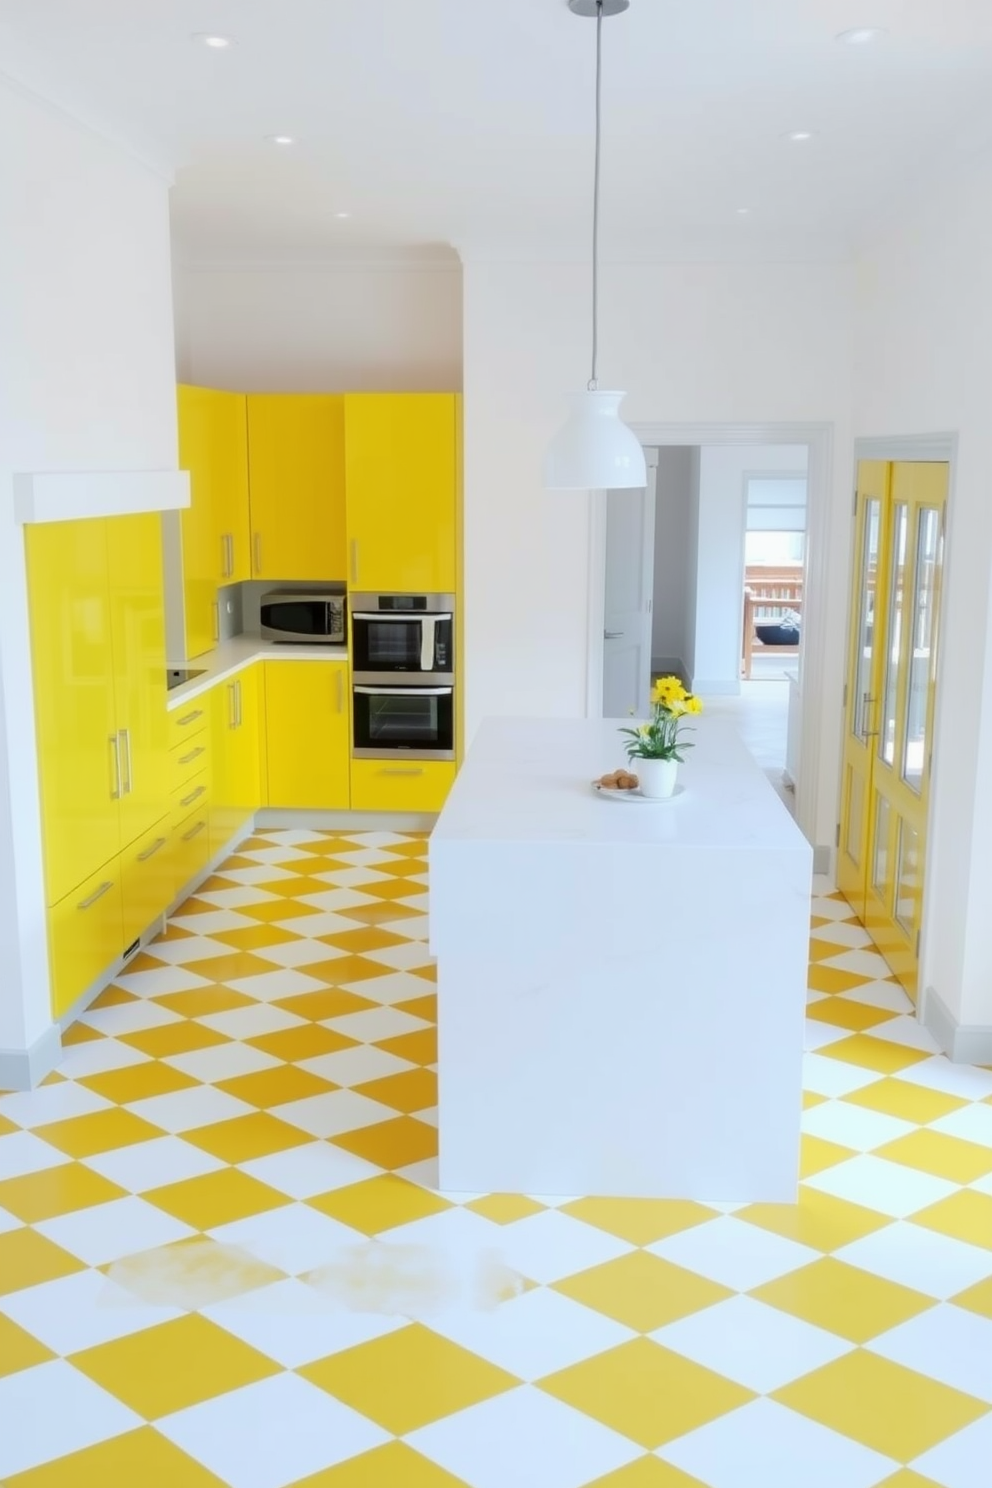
[619,676,703,763]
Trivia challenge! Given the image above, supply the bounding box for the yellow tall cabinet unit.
[210,666,263,855]
[176,385,251,657]
[27,512,172,1017]
[247,395,347,581]
[344,394,457,592]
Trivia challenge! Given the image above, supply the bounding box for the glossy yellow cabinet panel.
[107,513,170,852]
[264,662,350,809]
[350,758,456,814]
[210,667,262,856]
[48,861,123,1020]
[172,801,211,893]
[344,394,457,592]
[177,385,250,658]
[247,395,347,582]
[121,815,172,951]
[26,518,120,906]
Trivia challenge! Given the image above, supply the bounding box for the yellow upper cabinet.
[264,661,350,809]
[344,394,457,592]
[106,513,170,852]
[177,385,250,657]
[26,517,120,906]
[247,395,347,582]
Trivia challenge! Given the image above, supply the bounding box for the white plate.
[591,783,685,804]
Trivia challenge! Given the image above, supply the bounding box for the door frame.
[587,421,832,845]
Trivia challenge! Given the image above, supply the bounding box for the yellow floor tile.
[0,1111,19,1135]
[78,1060,199,1103]
[0,1162,128,1223]
[33,1107,165,1158]
[874,1128,992,1184]
[331,1115,438,1169]
[287,1441,469,1487]
[553,1251,733,1333]
[373,858,430,878]
[355,877,426,901]
[843,1078,967,1124]
[240,897,320,923]
[210,923,305,952]
[558,1198,713,1247]
[304,955,394,985]
[807,965,877,995]
[119,950,169,973]
[806,998,898,1032]
[324,927,408,953]
[0,1310,56,1375]
[912,1189,992,1251]
[151,986,256,1017]
[951,1275,992,1319]
[464,1193,547,1224]
[343,902,423,926]
[376,1028,438,1066]
[60,1021,103,1046]
[808,937,849,963]
[69,1312,280,1418]
[120,1020,230,1058]
[585,1458,708,1488]
[216,1065,338,1109]
[772,1350,988,1460]
[818,1033,932,1075]
[394,993,438,1022]
[539,1338,753,1450]
[89,984,137,1008]
[269,990,376,1023]
[0,1227,86,1295]
[144,1167,290,1229]
[300,1323,517,1435]
[259,874,341,898]
[802,1090,828,1110]
[800,1135,858,1177]
[736,1188,891,1252]
[3,1427,230,1488]
[307,1175,452,1235]
[750,1257,935,1342]
[412,964,437,982]
[872,1474,948,1488]
[178,950,287,982]
[352,1067,437,1113]
[181,1112,313,1163]
[246,1024,359,1063]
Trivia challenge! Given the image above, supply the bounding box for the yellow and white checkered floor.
[2,830,992,1488]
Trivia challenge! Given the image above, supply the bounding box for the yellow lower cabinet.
[48,862,124,1020]
[265,661,350,809]
[173,800,212,893]
[121,816,173,951]
[168,699,209,752]
[350,759,456,813]
[210,667,262,856]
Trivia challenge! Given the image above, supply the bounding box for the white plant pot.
[636,757,678,799]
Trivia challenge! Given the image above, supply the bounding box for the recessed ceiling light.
[268,135,295,146]
[836,27,886,45]
[737,207,751,216]
[192,33,232,49]
[787,130,814,142]
[334,211,352,220]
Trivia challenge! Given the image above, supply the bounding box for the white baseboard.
[256,809,438,833]
[921,984,992,1065]
[0,1024,63,1092]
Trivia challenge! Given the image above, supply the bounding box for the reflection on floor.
[702,672,792,811]
[2,832,992,1487]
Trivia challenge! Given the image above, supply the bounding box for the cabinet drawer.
[172,770,209,817]
[173,802,212,895]
[350,759,456,813]
[168,701,209,751]
[48,862,123,1020]
[171,736,210,790]
[121,815,173,949]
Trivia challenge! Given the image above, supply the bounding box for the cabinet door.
[212,391,251,583]
[349,759,456,813]
[121,814,172,950]
[107,513,170,851]
[345,394,457,592]
[247,395,346,582]
[264,662,350,809]
[48,859,123,1019]
[26,517,120,906]
[177,386,250,656]
[210,667,262,856]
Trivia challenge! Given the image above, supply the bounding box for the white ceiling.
[2,0,992,263]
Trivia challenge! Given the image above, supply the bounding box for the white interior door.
[603,458,656,719]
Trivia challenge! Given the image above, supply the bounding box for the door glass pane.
[852,498,881,742]
[845,767,864,866]
[895,819,921,937]
[873,793,892,907]
[902,507,943,794]
[879,503,908,766]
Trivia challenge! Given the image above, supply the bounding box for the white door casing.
[603,454,657,720]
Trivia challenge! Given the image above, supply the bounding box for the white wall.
[854,155,992,1035]
[462,258,854,849]
[0,81,178,1059]
[692,444,808,692]
[682,450,701,682]
[173,258,463,391]
[651,446,693,669]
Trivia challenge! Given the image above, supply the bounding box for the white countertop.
[166,636,348,709]
[432,715,808,853]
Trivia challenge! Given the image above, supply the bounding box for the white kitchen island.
[429,717,813,1202]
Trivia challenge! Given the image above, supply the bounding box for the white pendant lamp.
[545,0,646,491]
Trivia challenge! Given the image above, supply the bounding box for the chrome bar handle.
[604,631,623,639]
[109,734,122,800]
[254,532,262,575]
[180,785,206,808]
[350,539,359,586]
[78,880,113,911]
[182,819,207,841]
[212,601,221,642]
[228,682,237,729]
[381,767,425,776]
[120,728,133,796]
[235,679,242,728]
[178,745,205,766]
[177,709,204,727]
[861,692,878,740]
[137,836,167,862]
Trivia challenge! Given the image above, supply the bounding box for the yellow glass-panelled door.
[247,395,347,581]
[839,460,947,1001]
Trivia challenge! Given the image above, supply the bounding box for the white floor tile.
[660,1397,896,1488]
[490,1208,633,1286]
[167,908,258,934]
[195,1004,305,1040]
[897,1058,992,1101]
[409,1386,640,1488]
[338,970,434,1006]
[0,1081,112,1130]
[311,866,392,888]
[0,1360,141,1479]
[396,1156,440,1190]
[362,942,436,972]
[273,911,374,939]
[803,1153,958,1218]
[868,1015,942,1054]
[298,1044,415,1088]
[805,1020,858,1051]
[818,948,895,979]
[840,979,916,1013]
[396,892,430,913]
[930,1103,992,1149]
[235,846,319,866]
[204,1276,403,1368]
[801,1099,915,1152]
[1,1267,183,1354]
[912,1411,992,1487]
[125,1085,256,1134]
[195,886,283,910]
[801,1054,884,1098]
[298,888,380,913]
[431,1284,635,1381]
[869,1303,992,1402]
[273,1089,397,1139]
[810,897,862,923]
[324,1006,430,1044]
[164,1040,284,1084]
[84,1134,226,1190]
[209,1202,366,1274]
[809,921,873,950]
[0,1130,72,1180]
[226,968,330,1002]
[248,939,346,969]
[157,1370,389,1488]
[240,1141,381,1199]
[54,1039,151,1080]
[141,935,241,966]
[0,1204,21,1234]
[112,965,213,997]
[834,1220,992,1300]
[213,864,301,885]
[649,1216,819,1292]
[35,1195,197,1266]
[81,1000,183,1036]
[652,1295,853,1393]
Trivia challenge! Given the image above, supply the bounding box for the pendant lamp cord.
[588,0,603,392]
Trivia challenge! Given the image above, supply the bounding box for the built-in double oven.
[350,593,455,761]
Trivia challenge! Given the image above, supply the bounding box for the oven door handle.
[420,616,436,672]
[353,685,453,696]
[351,612,452,622]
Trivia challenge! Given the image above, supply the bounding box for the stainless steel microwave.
[260,591,346,645]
